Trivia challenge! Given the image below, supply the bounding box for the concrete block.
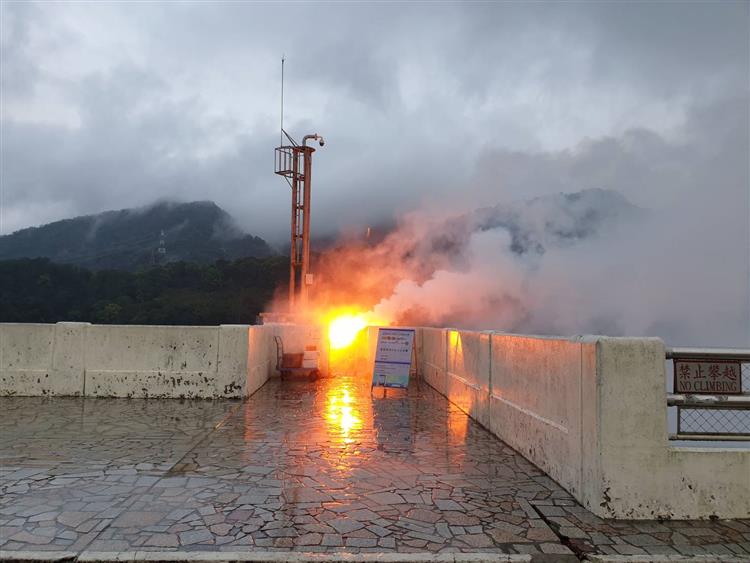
[0,323,86,396]
[0,323,55,396]
[447,331,491,392]
[85,325,219,373]
[578,336,602,513]
[248,325,272,395]
[1,323,55,371]
[446,330,491,427]
[489,333,583,498]
[448,372,489,429]
[52,322,88,396]
[85,370,229,398]
[82,325,224,399]
[594,337,750,519]
[217,325,250,397]
[421,328,447,395]
[0,323,277,400]
[0,551,78,562]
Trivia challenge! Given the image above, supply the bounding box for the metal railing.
[666,347,750,361]
[666,347,750,441]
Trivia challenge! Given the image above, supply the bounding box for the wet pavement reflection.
[1,374,748,559]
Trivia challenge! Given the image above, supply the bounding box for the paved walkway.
[1,374,748,561]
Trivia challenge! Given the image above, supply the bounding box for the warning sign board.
[372,328,415,389]
[674,359,742,394]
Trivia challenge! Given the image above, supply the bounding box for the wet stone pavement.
[1,374,749,561]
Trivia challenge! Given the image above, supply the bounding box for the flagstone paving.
[1,374,748,560]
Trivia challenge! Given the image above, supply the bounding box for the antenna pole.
[280,56,285,147]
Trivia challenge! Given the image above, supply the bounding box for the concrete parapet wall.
[3,321,747,518]
[490,333,591,503]
[447,330,491,428]
[593,338,749,519]
[0,323,87,396]
[85,325,225,398]
[417,329,750,520]
[0,323,275,399]
[247,325,274,394]
[421,328,447,395]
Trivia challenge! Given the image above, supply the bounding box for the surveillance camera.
[318,137,325,147]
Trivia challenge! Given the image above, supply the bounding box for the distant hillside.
[0,201,274,270]
[0,256,288,325]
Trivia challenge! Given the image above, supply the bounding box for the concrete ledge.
[79,553,532,562]
[585,555,747,562]
[0,369,81,397]
[447,372,489,428]
[0,551,536,563]
[4,550,744,563]
[0,552,78,562]
[85,370,238,399]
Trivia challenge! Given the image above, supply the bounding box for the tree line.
[0,257,288,325]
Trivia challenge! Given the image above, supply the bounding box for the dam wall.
[418,328,749,520]
[2,321,747,519]
[0,322,286,399]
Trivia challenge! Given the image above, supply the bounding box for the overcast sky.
[1,1,748,244]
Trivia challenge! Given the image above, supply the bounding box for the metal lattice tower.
[275,131,324,311]
[158,230,166,255]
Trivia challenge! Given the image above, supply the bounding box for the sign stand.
[412,341,420,389]
[371,327,416,393]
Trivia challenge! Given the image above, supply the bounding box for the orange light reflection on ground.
[325,382,363,445]
[448,406,469,444]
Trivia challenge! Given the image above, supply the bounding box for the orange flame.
[325,309,387,350]
[328,313,369,350]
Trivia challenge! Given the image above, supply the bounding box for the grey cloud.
[0,1,41,98]
[1,1,748,247]
[583,1,750,95]
[1,1,747,347]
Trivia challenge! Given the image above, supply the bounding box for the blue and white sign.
[372,328,415,389]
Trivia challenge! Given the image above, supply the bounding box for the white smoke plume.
[310,97,749,348]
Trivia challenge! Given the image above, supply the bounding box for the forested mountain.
[0,257,287,325]
[0,201,273,271]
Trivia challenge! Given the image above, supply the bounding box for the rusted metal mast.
[275,133,324,311]
[289,145,299,307]
[273,58,324,312]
